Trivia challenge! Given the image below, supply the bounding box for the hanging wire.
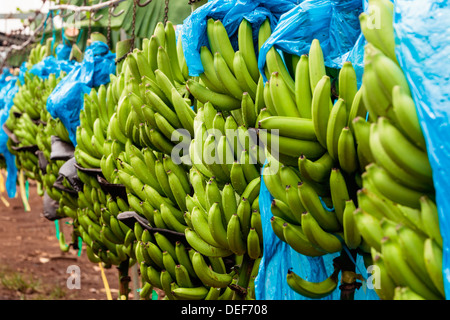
[88,8,92,39]
[107,3,113,49]
[131,0,138,51]
[164,0,170,26]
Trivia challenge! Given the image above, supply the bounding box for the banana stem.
[232,254,255,300]
[117,259,131,300]
[335,248,360,300]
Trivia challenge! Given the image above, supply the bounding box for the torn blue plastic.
[393,0,450,299]
[46,41,116,146]
[257,0,364,84]
[255,161,379,300]
[181,0,299,77]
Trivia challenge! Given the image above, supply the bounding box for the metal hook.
[79,0,88,20]
[92,11,104,22]
[109,3,125,17]
[60,9,73,18]
[92,0,104,22]
[137,0,153,7]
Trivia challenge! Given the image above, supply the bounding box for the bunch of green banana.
[109,141,190,231]
[74,168,134,268]
[105,21,194,158]
[355,41,434,209]
[346,0,442,300]
[46,117,72,144]
[263,151,351,256]
[258,38,366,174]
[10,149,39,181]
[255,36,375,299]
[36,115,76,208]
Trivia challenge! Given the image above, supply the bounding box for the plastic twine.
[0,170,10,207]
[19,170,30,212]
[99,262,113,300]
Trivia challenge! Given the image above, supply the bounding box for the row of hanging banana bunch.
[348,0,444,300]
[36,118,78,220]
[5,72,65,183]
[102,18,265,299]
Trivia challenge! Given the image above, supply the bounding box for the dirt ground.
[0,180,155,300]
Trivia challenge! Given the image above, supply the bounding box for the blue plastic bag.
[55,43,72,61]
[29,55,76,80]
[0,77,20,198]
[393,0,450,299]
[46,41,116,146]
[258,0,364,83]
[181,0,299,77]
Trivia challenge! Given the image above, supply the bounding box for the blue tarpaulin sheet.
[0,70,21,198]
[393,0,450,299]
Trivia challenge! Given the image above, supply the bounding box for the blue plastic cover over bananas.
[181,0,299,77]
[0,70,21,198]
[29,54,76,80]
[394,0,450,299]
[46,41,115,147]
[257,0,364,84]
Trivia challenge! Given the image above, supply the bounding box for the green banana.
[342,199,361,249]
[185,228,232,258]
[286,268,338,299]
[301,212,343,254]
[192,251,233,288]
[227,214,247,256]
[294,54,312,118]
